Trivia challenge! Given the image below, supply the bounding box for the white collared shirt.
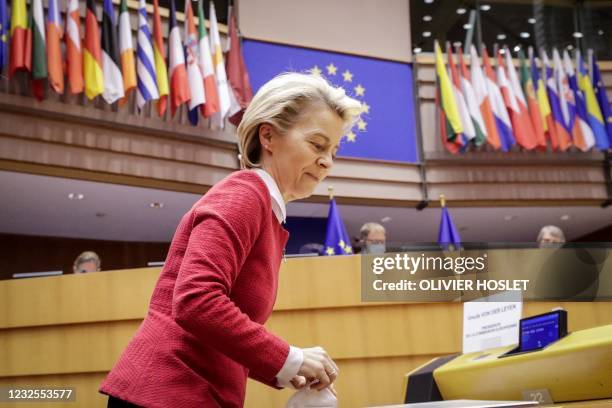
[252,168,303,387]
[253,168,286,224]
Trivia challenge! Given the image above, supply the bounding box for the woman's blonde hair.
[237,72,362,169]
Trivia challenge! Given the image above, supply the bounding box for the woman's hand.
[293,346,339,391]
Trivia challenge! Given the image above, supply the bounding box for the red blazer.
[100,171,291,407]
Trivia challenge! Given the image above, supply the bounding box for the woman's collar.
[252,168,287,224]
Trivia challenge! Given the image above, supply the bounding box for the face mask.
[364,243,386,254]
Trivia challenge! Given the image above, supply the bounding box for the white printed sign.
[463,291,523,354]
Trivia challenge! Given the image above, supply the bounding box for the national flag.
[136,0,158,109]
[438,196,461,251]
[542,49,572,151]
[577,51,609,150]
[65,0,83,94]
[209,1,231,128]
[529,47,557,150]
[469,45,501,150]
[118,0,136,105]
[84,0,104,99]
[226,6,253,126]
[590,51,612,147]
[447,43,475,144]
[481,46,515,151]
[0,0,7,71]
[102,0,124,103]
[323,197,353,256]
[197,0,218,118]
[499,48,535,150]
[168,0,190,116]
[184,0,205,125]
[46,0,63,93]
[554,49,583,150]
[563,50,594,151]
[457,45,487,146]
[152,0,168,116]
[30,0,47,101]
[9,0,30,77]
[434,41,463,153]
[518,49,546,149]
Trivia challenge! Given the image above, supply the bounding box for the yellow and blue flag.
[243,40,419,163]
[590,52,612,147]
[577,51,609,150]
[323,198,353,256]
[0,0,8,71]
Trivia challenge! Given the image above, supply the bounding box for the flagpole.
[440,193,446,208]
[328,186,334,200]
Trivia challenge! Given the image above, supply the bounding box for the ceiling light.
[453,41,462,48]
[423,31,431,37]
[499,48,506,54]
[514,45,521,52]
[520,32,530,38]
[528,18,536,24]
[573,32,583,38]
[424,0,434,3]
[413,47,422,54]
[497,34,507,40]
[456,7,466,14]
[560,214,571,221]
[463,23,473,30]
[150,202,165,209]
[480,4,491,11]
[68,193,84,200]
[566,44,574,50]
[598,29,604,36]
[503,215,516,221]
[423,15,432,22]
[381,216,392,223]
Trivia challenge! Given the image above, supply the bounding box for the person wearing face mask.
[537,225,566,248]
[99,73,361,408]
[359,222,387,254]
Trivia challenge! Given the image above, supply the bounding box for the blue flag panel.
[243,39,419,163]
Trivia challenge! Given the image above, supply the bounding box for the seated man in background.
[537,225,566,248]
[72,251,101,273]
[358,222,386,254]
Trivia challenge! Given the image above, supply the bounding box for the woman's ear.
[258,123,274,153]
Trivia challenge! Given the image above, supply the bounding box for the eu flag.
[438,206,461,250]
[0,0,7,71]
[324,198,353,256]
[243,39,419,163]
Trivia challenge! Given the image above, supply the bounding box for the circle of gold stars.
[308,62,370,143]
[325,239,353,256]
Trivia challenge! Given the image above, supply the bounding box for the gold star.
[309,65,322,76]
[361,102,370,114]
[345,131,357,142]
[339,240,346,249]
[342,70,353,82]
[354,84,365,97]
[326,63,338,75]
[357,120,367,131]
[326,247,335,256]
[344,246,353,254]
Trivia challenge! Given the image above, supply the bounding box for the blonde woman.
[100,73,361,408]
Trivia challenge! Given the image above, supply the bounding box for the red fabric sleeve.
[171,177,290,384]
